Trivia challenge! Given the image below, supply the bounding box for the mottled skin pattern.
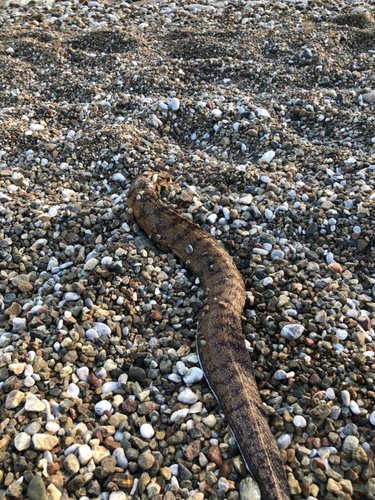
[128,172,290,500]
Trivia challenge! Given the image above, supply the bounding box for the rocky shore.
[0,0,375,499]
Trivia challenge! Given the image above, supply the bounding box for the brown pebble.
[122,399,138,414]
[18,281,33,292]
[150,310,163,321]
[286,449,295,462]
[207,445,223,466]
[362,317,371,331]
[300,482,311,498]
[312,459,326,471]
[46,463,60,475]
[328,262,343,273]
[104,437,121,451]
[219,463,231,479]
[185,440,201,461]
[88,374,99,385]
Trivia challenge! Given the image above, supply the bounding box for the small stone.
[183,367,204,384]
[274,370,287,380]
[8,363,26,375]
[47,483,61,500]
[326,478,342,494]
[239,476,261,500]
[185,440,201,461]
[350,400,360,415]
[109,492,126,500]
[84,258,99,270]
[277,434,291,450]
[170,97,180,111]
[138,450,155,470]
[280,324,304,340]
[341,390,350,406]
[25,394,45,412]
[293,415,307,428]
[342,435,359,454]
[5,390,24,409]
[45,422,60,433]
[46,484,61,500]
[330,406,341,420]
[365,478,375,500]
[128,366,146,382]
[178,388,198,404]
[14,432,31,451]
[326,388,335,400]
[78,445,92,465]
[32,434,60,451]
[207,445,223,466]
[353,446,368,464]
[64,454,80,475]
[94,400,112,416]
[328,262,343,273]
[24,376,36,387]
[140,424,154,439]
[28,474,47,500]
[18,281,33,292]
[113,447,128,469]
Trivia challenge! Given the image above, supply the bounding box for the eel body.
[128,172,290,500]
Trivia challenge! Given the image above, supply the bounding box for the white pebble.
[276,434,291,450]
[113,447,128,469]
[102,381,119,393]
[350,401,360,415]
[94,400,112,416]
[14,432,31,451]
[341,390,350,407]
[325,388,335,400]
[140,424,155,439]
[259,150,275,163]
[183,367,204,384]
[293,416,307,428]
[178,389,198,405]
[281,324,304,340]
[170,97,180,111]
[273,370,287,380]
[45,422,60,433]
[113,173,126,182]
[207,213,217,224]
[24,376,35,388]
[24,365,33,377]
[77,367,89,382]
[64,292,80,301]
[171,408,189,422]
[78,445,93,465]
[67,383,80,399]
[93,322,111,337]
[101,256,113,266]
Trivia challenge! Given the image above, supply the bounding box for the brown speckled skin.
[128,173,290,500]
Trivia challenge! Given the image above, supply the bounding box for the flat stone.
[5,390,24,409]
[28,474,47,500]
[32,434,60,451]
[280,324,304,340]
[25,394,46,412]
[14,432,31,451]
[239,477,261,500]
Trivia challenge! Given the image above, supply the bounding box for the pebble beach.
[1,0,375,499]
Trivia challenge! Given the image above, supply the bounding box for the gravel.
[0,0,375,499]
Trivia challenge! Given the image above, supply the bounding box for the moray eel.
[128,172,290,500]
